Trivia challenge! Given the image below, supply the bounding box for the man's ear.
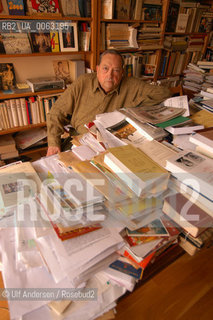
[96,65,99,72]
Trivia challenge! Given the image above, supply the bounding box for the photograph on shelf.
[59,22,78,52]
[1,32,32,54]
[30,32,51,53]
[52,60,71,85]
[0,63,16,91]
[26,0,60,15]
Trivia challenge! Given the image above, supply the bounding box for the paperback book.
[163,192,213,238]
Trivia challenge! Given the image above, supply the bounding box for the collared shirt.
[47,73,171,147]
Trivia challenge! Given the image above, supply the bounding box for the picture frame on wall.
[59,22,78,52]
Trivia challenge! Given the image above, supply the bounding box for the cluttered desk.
[0,93,213,319]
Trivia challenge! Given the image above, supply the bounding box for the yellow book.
[191,110,213,128]
[50,32,60,53]
[104,144,169,197]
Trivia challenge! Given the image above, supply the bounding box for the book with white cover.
[0,172,33,215]
[14,127,47,150]
[189,127,213,153]
[166,150,213,201]
[162,192,213,237]
[165,121,204,135]
[72,145,97,161]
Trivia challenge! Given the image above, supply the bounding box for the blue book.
[78,0,85,17]
[7,0,25,16]
[109,259,143,280]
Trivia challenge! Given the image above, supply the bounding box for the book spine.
[10,99,19,127]
[15,99,24,127]
[0,103,8,129]
[37,98,45,123]
[4,100,14,128]
[26,100,32,124]
[44,98,50,115]
[2,102,10,129]
[20,98,28,126]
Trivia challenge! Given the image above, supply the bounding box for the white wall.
[0,54,83,82]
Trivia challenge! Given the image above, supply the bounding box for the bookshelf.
[0,0,98,159]
[97,0,212,84]
[0,0,213,161]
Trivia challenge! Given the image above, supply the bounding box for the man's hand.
[46,146,61,156]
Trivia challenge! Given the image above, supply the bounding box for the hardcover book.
[166,150,213,202]
[114,0,130,20]
[165,2,179,32]
[126,218,169,237]
[189,127,213,153]
[7,0,25,15]
[59,0,80,17]
[101,0,114,19]
[163,193,213,238]
[0,134,16,153]
[104,144,169,197]
[50,32,60,52]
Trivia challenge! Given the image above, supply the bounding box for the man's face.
[96,54,124,93]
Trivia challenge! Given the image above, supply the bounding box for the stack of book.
[165,150,213,221]
[106,23,138,50]
[0,133,18,160]
[189,127,213,159]
[137,24,162,50]
[162,192,213,256]
[183,63,206,93]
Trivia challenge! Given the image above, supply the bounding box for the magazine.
[119,105,185,125]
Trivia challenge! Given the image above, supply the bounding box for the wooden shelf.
[101,19,161,23]
[19,145,47,156]
[0,89,65,100]
[0,15,92,21]
[0,122,46,135]
[0,51,91,58]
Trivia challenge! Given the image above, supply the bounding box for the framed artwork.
[30,32,51,53]
[52,60,71,85]
[2,33,32,54]
[59,22,78,52]
[26,0,60,14]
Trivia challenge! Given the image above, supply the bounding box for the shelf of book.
[98,0,212,82]
[0,122,46,135]
[0,89,65,100]
[0,51,91,58]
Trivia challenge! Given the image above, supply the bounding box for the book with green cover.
[155,116,190,128]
